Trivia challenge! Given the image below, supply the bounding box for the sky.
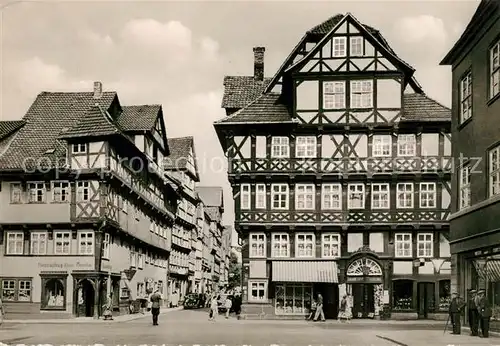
[0,0,480,242]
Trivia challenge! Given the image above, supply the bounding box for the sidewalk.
[376,329,499,346]
[2,307,183,324]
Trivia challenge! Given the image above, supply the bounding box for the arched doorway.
[77,279,95,317]
[346,257,383,319]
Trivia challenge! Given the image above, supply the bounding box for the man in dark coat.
[467,289,479,336]
[449,292,465,334]
[477,289,492,338]
[150,289,162,326]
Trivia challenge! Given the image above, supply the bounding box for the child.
[225,297,232,319]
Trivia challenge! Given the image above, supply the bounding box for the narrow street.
[1,309,498,346]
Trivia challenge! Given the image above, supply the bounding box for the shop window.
[41,277,66,310]
[1,278,32,302]
[392,280,413,311]
[275,283,313,315]
[248,280,267,302]
[438,280,451,311]
[489,281,500,321]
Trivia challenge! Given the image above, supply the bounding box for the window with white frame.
[76,181,90,202]
[271,137,289,158]
[78,232,94,255]
[271,184,288,210]
[240,184,250,210]
[397,134,416,157]
[348,183,365,209]
[333,37,346,57]
[296,137,317,158]
[489,145,500,197]
[295,233,315,257]
[28,182,45,203]
[322,184,341,210]
[459,165,471,209]
[52,181,70,203]
[250,233,266,258]
[102,233,111,259]
[30,232,47,255]
[350,37,363,56]
[10,183,22,203]
[249,280,267,302]
[350,80,373,108]
[460,72,472,123]
[130,248,137,267]
[395,233,412,258]
[323,81,345,109]
[371,183,389,209]
[322,233,340,258]
[417,233,433,258]
[397,183,413,209]
[256,184,266,209]
[373,135,392,157]
[272,233,289,257]
[54,232,71,255]
[6,232,24,255]
[138,249,144,269]
[72,143,87,154]
[419,183,436,208]
[490,41,500,98]
[295,184,315,210]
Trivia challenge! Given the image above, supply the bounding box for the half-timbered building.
[440,0,500,329]
[0,82,178,319]
[164,136,201,298]
[215,14,452,320]
[196,186,225,291]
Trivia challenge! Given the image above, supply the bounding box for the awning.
[272,261,338,283]
[473,259,500,282]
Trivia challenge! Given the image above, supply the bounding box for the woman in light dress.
[209,294,219,321]
[0,297,4,326]
[338,294,352,322]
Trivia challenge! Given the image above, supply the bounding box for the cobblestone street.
[1,310,499,346]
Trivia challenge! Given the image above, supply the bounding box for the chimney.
[253,47,265,81]
[93,81,103,99]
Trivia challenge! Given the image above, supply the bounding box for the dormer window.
[73,144,87,154]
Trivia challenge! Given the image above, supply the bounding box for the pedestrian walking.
[338,295,348,322]
[233,293,242,320]
[345,293,353,322]
[0,297,4,326]
[448,291,465,334]
[150,289,162,326]
[313,293,325,322]
[209,294,219,321]
[102,293,114,320]
[224,296,232,319]
[476,289,492,338]
[467,289,479,336]
[306,299,317,320]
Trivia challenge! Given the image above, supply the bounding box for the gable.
[152,110,169,154]
[289,15,408,75]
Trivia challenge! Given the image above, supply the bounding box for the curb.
[2,307,184,324]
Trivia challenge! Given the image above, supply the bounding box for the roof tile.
[164,136,194,170]
[402,93,451,121]
[0,120,25,140]
[60,105,122,139]
[0,92,116,170]
[221,76,272,109]
[118,105,161,132]
[215,93,293,124]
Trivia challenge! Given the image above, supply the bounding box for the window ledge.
[457,117,473,131]
[449,192,500,221]
[487,92,500,107]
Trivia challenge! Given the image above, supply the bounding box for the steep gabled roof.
[221,76,272,109]
[0,91,117,170]
[60,105,122,139]
[196,186,224,208]
[402,93,451,121]
[118,105,162,132]
[164,136,200,181]
[215,93,295,125]
[0,120,26,140]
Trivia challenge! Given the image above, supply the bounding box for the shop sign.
[38,258,94,270]
[346,276,382,284]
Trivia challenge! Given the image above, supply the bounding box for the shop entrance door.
[417,282,435,319]
[314,283,339,319]
[352,283,375,318]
